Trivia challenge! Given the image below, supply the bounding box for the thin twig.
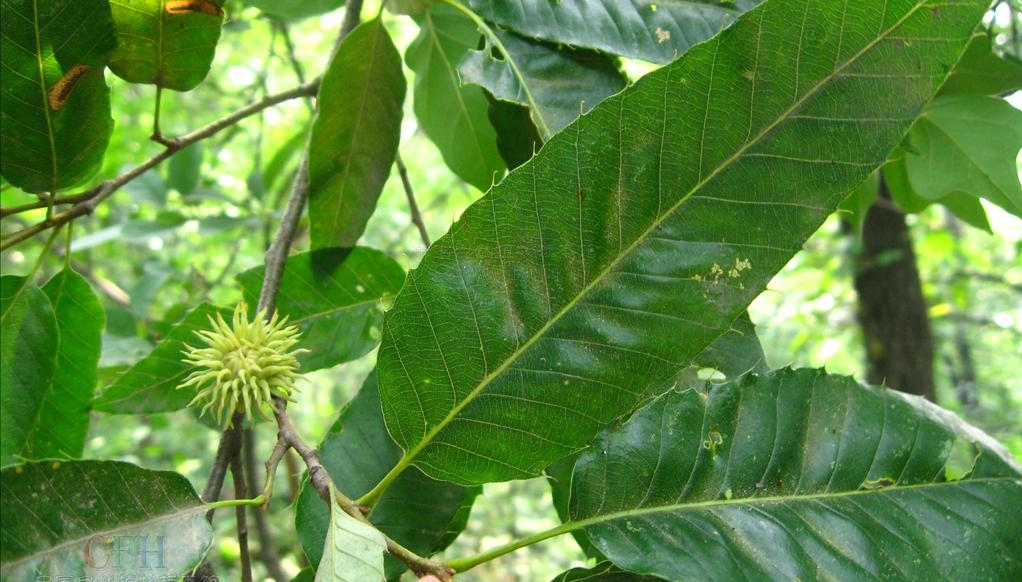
[396,152,431,249]
[257,152,309,313]
[0,80,320,250]
[276,21,308,86]
[230,452,253,582]
[244,428,288,582]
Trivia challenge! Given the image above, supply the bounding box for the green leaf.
[460,29,628,138]
[296,375,469,579]
[28,269,103,460]
[0,0,116,192]
[309,18,406,249]
[377,0,987,486]
[248,0,346,21]
[938,190,992,232]
[467,0,761,65]
[0,277,58,465]
[904,94,1022,219]
[569,368,1022,581]
[316,485,387,582]
[938,32,1022,97]
[407,4,505,191]
[93,303,232,414]
[551,562,667,582]
[0,460,212,580]
[237,248,405,372]
[882,150,991,231]
[108,0,225,91]
[168,144,204,195]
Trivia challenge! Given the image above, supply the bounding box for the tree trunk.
[853,177,936,400]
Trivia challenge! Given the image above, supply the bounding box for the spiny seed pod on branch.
[179,303,306,426]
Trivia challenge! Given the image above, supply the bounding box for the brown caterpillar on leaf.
[48,64,89,111]
[164,0,224,16]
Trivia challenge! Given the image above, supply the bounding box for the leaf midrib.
[565,475,1018,535]
[395,1,933,472]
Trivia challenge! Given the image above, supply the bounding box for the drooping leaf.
[903,94,1022,219]
[248,0,346,21]
[407,4,505,191]
[93,303,232,414]
[0,277,58,465]
[296,375,469,579]
[460,29,628,138]
[309,18,406,249]
[28,269,104,459]
[108,0,225,91]
[0,0,116,192]
[937,32,1022,97]
[467,0,761,65]
[377,0,988,486]
[0,460,212,580]
[881,150,993,232]
[316,485,387,582]
[569,368,1022,581]
[237,248,405,372]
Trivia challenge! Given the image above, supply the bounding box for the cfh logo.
[83,535,167,569]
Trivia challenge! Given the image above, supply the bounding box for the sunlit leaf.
[108,0,225,91]
[904,94,1022,219]
[316,484,387,582]
[937,32,1022,97]
[378,0,987,486]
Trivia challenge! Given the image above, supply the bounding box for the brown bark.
[853,177,936,400]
